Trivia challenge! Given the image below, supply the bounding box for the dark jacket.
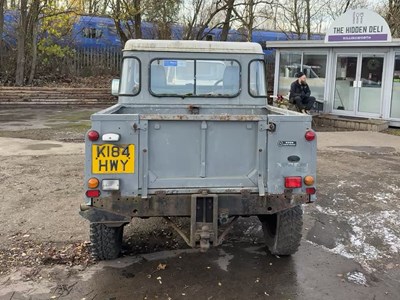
[289,80,311,100]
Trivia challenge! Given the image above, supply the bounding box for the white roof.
[266,38,400,48]
[124,39,263,54]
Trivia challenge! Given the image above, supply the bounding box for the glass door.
[333,55,358,113]
[358,55,384,116]
[390,53,400,119]
[333,53,385,117]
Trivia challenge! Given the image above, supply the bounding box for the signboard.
[325,9,392,43]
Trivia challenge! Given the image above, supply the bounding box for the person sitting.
[289,72,316,114]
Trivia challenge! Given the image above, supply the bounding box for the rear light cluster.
[86,177,101,198]
[284,175,316,195]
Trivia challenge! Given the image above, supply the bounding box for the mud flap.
[80,205,130,225]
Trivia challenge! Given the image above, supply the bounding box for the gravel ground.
[0,107,399,299]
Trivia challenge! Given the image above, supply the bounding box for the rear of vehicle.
[79,40,317,260]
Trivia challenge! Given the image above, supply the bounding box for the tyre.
[258,205,303,256]
[90,223,124,260]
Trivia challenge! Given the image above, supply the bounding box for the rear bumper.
[80,192,311,223]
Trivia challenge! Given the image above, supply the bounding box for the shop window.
[278,52,301,96]
[390,54,400,118]
[303,53,327,100]
[277,52,327,100]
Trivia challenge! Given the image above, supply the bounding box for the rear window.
[150,59,240,97]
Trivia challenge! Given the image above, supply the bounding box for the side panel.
[266,115,317,196]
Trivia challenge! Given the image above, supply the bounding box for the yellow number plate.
[92,144,135,174]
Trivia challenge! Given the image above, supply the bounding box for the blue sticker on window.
[163,60,178,67]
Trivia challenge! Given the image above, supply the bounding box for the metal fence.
[1,45,276,87]
[71,46,122,75]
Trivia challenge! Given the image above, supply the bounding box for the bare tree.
[9,0,17,9]
[183,0,253,40]
[15,0,28,85]
[228,0,274,41]
[324,0,369,20]
[386,0,400,38]
[134,0,141,39]
[27,0,41,84]
[265,0,333,39]
[194,0,228,40]
[108,0,143,44]
[221,0,234,40]
[144,0,181,39]
[14,0,76,85]
[181,0,205,39]
[0,0,5,66]
[305,0,310,39]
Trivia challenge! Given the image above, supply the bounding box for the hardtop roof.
[124,39,263,54]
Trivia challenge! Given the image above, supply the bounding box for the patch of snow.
[386,184,400,193]
[315,205,338,216]
[337,180,347,188]
[311,202,400,272]
[373,192,397,202]
[331,193,354,205]
[215,249,234,272]
[349,184,361,188]
[346,271,367,286]
[328,243,355,260]
[244,224,262,235]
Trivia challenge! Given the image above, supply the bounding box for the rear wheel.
[90,223,124,260]
[258,205,303,256]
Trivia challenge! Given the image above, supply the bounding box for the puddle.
[25,143,63,150]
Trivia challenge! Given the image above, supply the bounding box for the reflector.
[306,187,316,195]
[86,190,100,198]
[305,130,316,141]
[88,130,99,141]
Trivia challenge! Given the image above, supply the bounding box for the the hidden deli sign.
[325,9,392,43]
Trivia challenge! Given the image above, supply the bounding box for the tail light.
[86,190,100,198]
[88,130,99,141]
[305,130,316,141]
[285,176,302,188]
